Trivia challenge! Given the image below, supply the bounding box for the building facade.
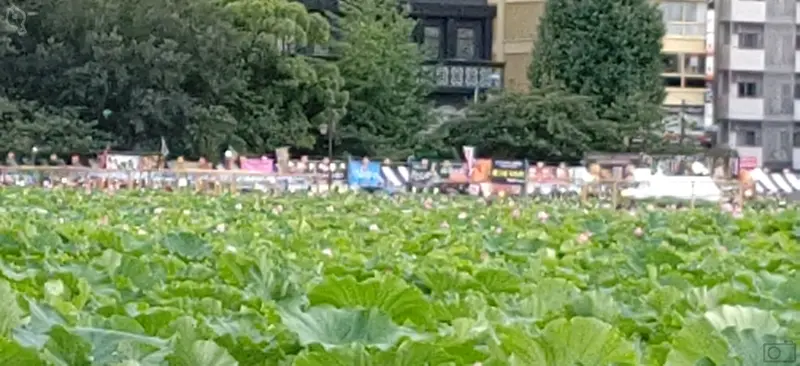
[659,0,712,135]
[487,0,545,92]
[411,0,504,110]
[298,0,504,114]
[713,0,799,169]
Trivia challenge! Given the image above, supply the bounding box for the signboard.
[408,160,436,187]
[490,160,526,185]
[436,161,462,180]
[740,156,758,170]
[347,158,382,188]
[240,157,274,173]
[275,147,290,173]
[105,154,141,170]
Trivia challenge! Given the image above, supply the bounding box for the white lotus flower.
[235,203,242,211]
[44,280,64,297]
[369,224,379,231]
[215,223,226,233]
[326,206,335,212]
[440,221,450,229]
[458,212,468,219]
[321,248,333,257]
[137,229,147,235]
[225,245,237,253]
[183,210,191,216]
[154,207,164,214]
[537,211,549,222]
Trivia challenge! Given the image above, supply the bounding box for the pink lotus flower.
[633,227,644,237]
[732,209,743,219]
[537,211,549,222]
[423,199,433,209]
[720,203,733,212]
[577,231,591,244]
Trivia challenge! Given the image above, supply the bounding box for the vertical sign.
[462,146,475,178]
[275,147,290,174]
[704,6,715,129]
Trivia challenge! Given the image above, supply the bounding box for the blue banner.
[348,159,383,188]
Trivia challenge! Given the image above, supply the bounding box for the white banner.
[462,146,475,175]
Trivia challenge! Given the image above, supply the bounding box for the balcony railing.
[423,60,504,93]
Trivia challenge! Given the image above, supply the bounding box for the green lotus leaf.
[278,305,420,350]
[307,274,432,327]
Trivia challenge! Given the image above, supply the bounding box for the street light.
[31,146,39,166]
[473,73,501,103]
[318,122,335,189]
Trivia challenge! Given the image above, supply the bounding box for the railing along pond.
[0,166,747,207]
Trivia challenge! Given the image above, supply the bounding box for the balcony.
[730,0,765,22]
[728,48,765,71]
[423,60,504,95]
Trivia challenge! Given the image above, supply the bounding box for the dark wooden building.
[298,0,504,110]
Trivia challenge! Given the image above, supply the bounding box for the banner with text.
[490,160,527,185]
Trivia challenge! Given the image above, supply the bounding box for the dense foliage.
[443,88,610,161]
[1,0,418,158]
[529,0,667,153]
[0,189,797,365]
[333,0,433,159]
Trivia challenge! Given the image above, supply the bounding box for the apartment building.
[489,0,713,136]
[714,0,799,170]
[659,0,712,135]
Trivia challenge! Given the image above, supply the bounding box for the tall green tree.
[333,0,433,159]
[0,0,346,159]
[529,0,666,153]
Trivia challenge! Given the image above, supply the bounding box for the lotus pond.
[0,188,797,365]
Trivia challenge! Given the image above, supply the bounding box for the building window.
[737,130,760,146]
[663,76,681,87]
[422,26,442,59]
[683,54,705,74]
[456,27,477,59]
[739,33,762,49]
[663,53,680,73]
[796,83,800,99]
[734,23,763,49]
[794,128,800,147]
[685,78,706,88]
[737,82,759,98]
[660,2,706,36]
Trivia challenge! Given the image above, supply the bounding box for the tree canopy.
[333,0,433,159]
[1,0,351,159]
[528,0,666,153]
[444,88,605,161]
[1,0,671,161]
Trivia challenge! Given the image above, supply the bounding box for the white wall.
[728,47,765,71]
[731,0,766,22]
[725,95,764,120]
